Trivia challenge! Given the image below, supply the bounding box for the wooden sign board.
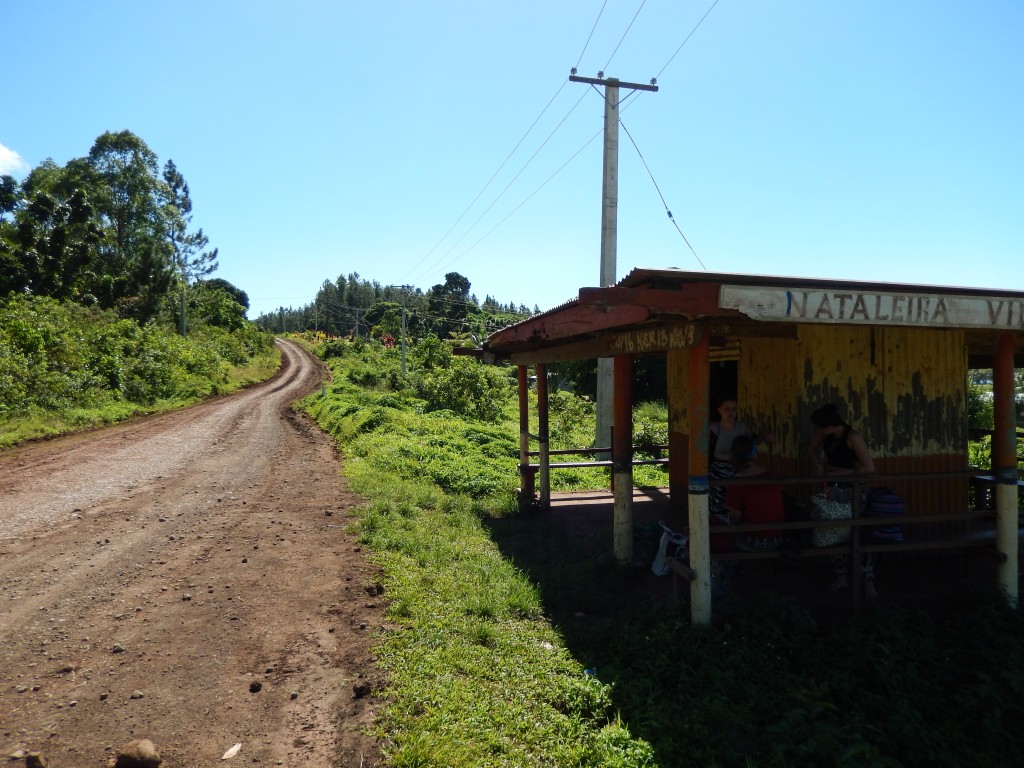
[720,285,1024,331]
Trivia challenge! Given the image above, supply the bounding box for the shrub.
[0,293,275,433]
[416,357,512,422]
[410,333,452,372]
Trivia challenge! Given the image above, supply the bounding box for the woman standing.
[808,402,874,477]
[808,403,878,598]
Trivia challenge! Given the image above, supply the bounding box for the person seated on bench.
[709,395,774,521]
[723,435,786,552]
[808,403,878,599]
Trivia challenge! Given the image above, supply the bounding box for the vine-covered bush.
[0,295,106,415]
[0,293,273,422]
[416,356,513,421]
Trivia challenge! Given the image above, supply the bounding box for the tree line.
[255,271,539,345]
[0,130,248,331]
[1,129,539,347]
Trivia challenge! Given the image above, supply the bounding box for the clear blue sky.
[3,1,1021,321]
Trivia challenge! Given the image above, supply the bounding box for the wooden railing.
[679,469,1024,610]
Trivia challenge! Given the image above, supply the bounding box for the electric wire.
[428,124,604,278]
[306,3,725,317]
[620,119,706,270]
[402,79,572,281]
[405,2,652,289]
[602,0,647,73]
[575,0,609,71]
[405,88,590,285]
[655,0,722,80]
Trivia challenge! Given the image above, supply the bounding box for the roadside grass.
[301,338,1024,768]
[0,344,280,448]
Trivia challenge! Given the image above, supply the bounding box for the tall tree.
[427,271,479,339]
[162,160,218,284]
[0,162,101,300]
[86,131,175,321]
[163,159,218,334]
[197,278,247,310]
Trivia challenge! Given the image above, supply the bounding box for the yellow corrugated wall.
[667,325,971,519]
[792,325,968,520]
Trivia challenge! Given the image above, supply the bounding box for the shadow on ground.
[483,487,1018,766]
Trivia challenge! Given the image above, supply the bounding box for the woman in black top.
[808,403,878,598]
[808,403,874,476]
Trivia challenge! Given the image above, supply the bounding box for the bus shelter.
[483,269,1024,623]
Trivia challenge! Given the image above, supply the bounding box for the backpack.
[863,487,905,543]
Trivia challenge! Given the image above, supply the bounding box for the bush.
[633,400,668,457]
[416,357,512,422]
[410,333,452,371]
[0,294,105,413]
[0,293,276,436]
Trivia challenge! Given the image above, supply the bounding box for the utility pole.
[387,285,413,376]
[570,71,658,453]
[179,287,187,337]
[400,299,407,376]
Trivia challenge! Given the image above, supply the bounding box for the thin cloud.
[0,142,29,175]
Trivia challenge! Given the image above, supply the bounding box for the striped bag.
[863,487,905,543]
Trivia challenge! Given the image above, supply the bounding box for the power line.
[656,0,723,80]
[404,3,658,289]
[602,0,648,73]
[575,0,609,71]
[294,4,726,315]
[402,79,572,282]
[425,123,605,278]
[405,88,590,286]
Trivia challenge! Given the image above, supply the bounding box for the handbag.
[863,487,906,543]
[810,485,852,547]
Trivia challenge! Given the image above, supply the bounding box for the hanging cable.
[620,119,707,270]
[403,79,571,280]
[432,124,604,276]
[406,88,591,285]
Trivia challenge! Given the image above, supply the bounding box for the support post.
[686,330,712,624]
[536,363,551,510]
[612,354,634,565]
[992,332,1019,602]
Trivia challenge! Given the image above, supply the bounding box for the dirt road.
[0,340,386,767]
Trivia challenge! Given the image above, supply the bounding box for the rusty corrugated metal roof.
[485,268,1024,349]
[617,267,1024,298]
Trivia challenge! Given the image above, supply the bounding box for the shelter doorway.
[710,359,738,411]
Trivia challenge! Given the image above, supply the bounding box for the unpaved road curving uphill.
[0,339,386,767]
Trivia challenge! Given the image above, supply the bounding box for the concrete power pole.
[570,72,658,453]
